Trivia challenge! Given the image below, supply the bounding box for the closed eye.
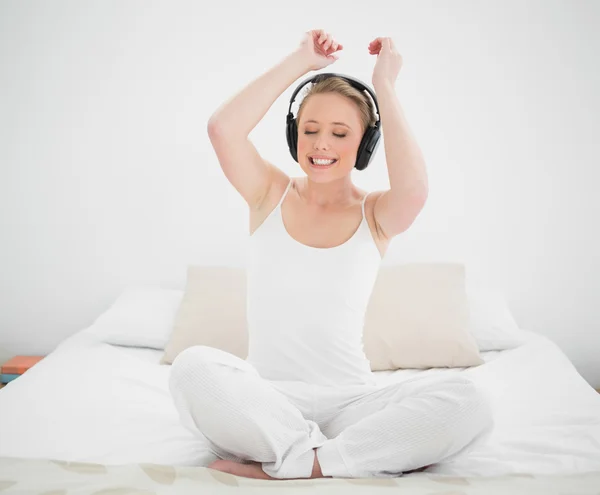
[304,131,346,138]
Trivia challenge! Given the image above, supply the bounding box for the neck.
[298,175,355,208]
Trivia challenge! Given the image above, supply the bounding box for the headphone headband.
[287,72,380,127]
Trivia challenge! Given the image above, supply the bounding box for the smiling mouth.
[309,157,338,167]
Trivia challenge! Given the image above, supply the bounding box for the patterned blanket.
[1,457,600,494]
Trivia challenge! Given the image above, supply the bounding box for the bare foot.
[208,449,330,480]
[208,459,276,480]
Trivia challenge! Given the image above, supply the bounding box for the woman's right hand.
[294,30,343,71]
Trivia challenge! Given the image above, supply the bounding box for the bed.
[1,289,600,494]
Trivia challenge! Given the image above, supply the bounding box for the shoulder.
[361,188,386,209]
[363,189,386,203]
[363,190,391,241]
[273,168,293,192]
[254,167,291,211]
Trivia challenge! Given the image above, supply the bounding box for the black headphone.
[286,72,381,171]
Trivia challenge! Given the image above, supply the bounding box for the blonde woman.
[168,30,494,480]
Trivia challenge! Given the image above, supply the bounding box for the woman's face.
[296,92,364,182]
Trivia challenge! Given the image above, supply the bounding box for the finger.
[324,35,334,52]
[318,31,328,44]
[330,37,338,53]
[369,38,382,52]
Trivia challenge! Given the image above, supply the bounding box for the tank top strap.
[276,177,294,209]
[361,192,370,221]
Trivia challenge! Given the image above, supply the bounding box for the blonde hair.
[296,76,377,135]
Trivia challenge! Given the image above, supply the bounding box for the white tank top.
[246,177,382,387]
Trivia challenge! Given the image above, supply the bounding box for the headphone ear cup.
[286,116,299,162]
[355,127,381,170]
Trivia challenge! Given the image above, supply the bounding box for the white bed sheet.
[1,326,600,478]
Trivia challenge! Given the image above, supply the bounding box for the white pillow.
[466,283,527,351]
[87,286,183,349]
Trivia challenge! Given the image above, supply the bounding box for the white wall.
[1,1,598,387]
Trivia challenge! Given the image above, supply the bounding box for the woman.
[168,30,494,480]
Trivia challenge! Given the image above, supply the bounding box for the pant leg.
[168,345,327,479]
[314,374,495,478]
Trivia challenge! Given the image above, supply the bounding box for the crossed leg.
[168,345,328,479]
[314,374,495,478]
[169,347,493,480]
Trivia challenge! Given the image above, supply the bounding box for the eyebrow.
[304,119,350,128]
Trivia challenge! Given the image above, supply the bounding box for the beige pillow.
[160,263,483,370]
[160,265,248,365]
[363,263,483,370]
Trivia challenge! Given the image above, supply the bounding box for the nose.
[313,135,330,151]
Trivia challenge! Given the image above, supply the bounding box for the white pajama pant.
[168,345,494,479]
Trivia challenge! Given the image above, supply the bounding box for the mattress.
[1,325,600,487]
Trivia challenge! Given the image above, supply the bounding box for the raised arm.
[207,30,343,209]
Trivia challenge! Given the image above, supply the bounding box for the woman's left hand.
[369,37,403,88]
